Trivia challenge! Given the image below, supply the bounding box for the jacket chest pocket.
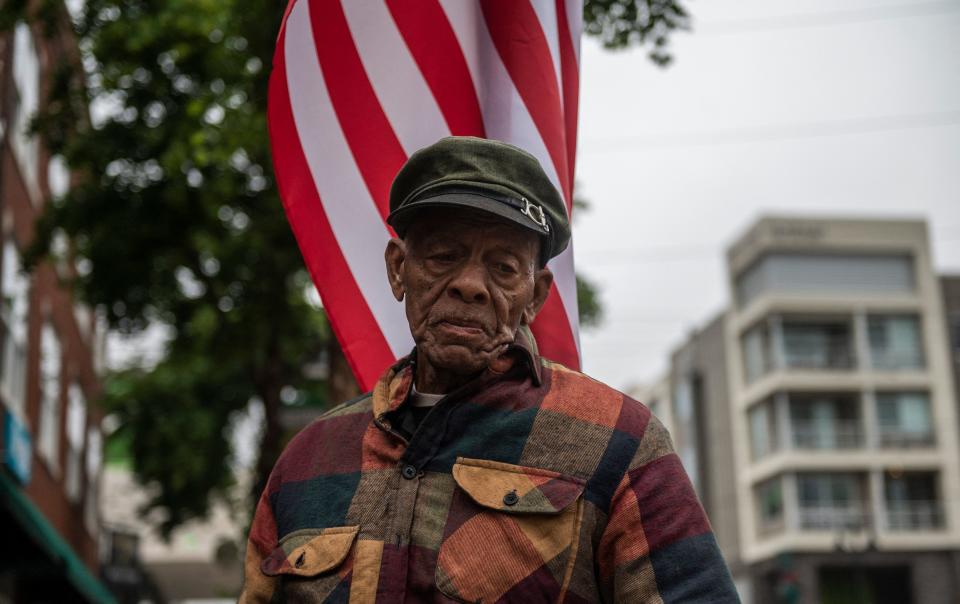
[261,525,359,602]
[436,458,585,604]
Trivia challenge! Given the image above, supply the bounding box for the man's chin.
[420,343,490,375]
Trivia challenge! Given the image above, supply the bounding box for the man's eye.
[495,262,518,275]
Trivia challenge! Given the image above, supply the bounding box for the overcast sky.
[574,0,960,390]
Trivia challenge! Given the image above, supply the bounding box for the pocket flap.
[452,457,585,514]
[260,526,359,577]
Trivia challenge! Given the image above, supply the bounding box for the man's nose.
[447,262,489,304]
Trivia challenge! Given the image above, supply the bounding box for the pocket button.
[401,464,417,480]
[502,490,519,506]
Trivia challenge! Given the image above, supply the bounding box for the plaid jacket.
[240,337,738,603]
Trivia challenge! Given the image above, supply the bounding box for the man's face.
[385,207,553,382]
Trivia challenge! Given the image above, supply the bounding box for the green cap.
[387,136,571,264]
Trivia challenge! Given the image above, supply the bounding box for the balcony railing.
[799,505,869,531]
[878,424,935,448]
[783,347,855,370]
[792,420,863,449]
[870,350,924,371]
[886,501,943,530]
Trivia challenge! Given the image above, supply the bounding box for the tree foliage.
[584,0,690,64]
[2,0,686,536]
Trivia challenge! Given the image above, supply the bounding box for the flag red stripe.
[269,27,395,390]
[531,287,579,369]
[556,0,579,187]
[480,0,571,206]
[387,0,486,138]
[309,0,407,220]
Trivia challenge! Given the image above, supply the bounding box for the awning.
[0,471,117,604]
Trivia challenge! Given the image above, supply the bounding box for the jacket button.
[401,464,417,480]
[503,490,519,506]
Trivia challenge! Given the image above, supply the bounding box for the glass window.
[672,377,700,495]
[749,401,777,459]
[47,155,71,199]
[885,471,942,530]
[38,323,62,472]
[868,315,924,370]
[789,395,861,449]
[11,21,40,189]
[756,477,784,535]
[65,383,87,502]
[736,252,915,308]
[782,320,854,370]
[85,426,102,534]
[876,392,934,447]
[797,472,865,530]
[742,323,771,382]
[0,241,31,416]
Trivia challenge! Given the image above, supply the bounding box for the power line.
[696,1,960,35]
[581,109,960,151]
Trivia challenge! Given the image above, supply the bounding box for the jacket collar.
[372,326,542,417]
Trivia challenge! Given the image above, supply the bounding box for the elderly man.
[240,137,738,603]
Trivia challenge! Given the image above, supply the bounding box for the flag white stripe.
[565,0,582,64]
[285,0,414,357]
[342,1,451,156]
[530,0,563,105]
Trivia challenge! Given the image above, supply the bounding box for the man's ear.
[384,238,407,302]
[521,268,554,325]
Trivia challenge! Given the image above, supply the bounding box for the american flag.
[268,0,583,390]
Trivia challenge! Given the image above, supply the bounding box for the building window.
[884,471,943,530]
[735,252,915,308]
[867,315,924,370]
[672,377,700,496]
[38,323,62,472]
[789,394,862,450]
[797,472,867,531]
[749,400,778,459]
[781,319,854,370]
[876,392,934,448]
[742,322,772,383]
[65,383,87,502]
[47,154,71,199]
[11,21,41,190]
[85,426,102,535]
[755,477,784,535]
[0,241,31,416]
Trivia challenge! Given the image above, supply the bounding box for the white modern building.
[665,216,960,604]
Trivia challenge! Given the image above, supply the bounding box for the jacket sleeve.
[238,487,279,603]
[596,415,740,603]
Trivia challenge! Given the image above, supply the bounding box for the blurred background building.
[659,215,960,604]
[0,13,115,604]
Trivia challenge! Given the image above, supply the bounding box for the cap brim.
[386,192,549,238]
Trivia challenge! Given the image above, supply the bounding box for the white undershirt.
[410,383,445,408]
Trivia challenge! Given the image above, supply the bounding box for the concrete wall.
[669,313,744,573]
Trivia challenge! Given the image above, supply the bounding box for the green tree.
[3,0,688,536]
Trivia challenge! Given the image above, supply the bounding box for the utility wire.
[695,1,960,35]
[581,109,960,151]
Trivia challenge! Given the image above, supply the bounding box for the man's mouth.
[434,317,488,336]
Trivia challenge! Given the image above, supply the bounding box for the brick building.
[0,10,114,604]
